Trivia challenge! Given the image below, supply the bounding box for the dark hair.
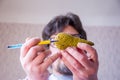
[42,12,87,48]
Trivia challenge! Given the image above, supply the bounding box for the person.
[20,12,99,80]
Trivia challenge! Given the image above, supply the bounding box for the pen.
[7,40,57,49]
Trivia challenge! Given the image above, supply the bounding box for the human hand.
[61,43,99,80]
[20,37,61,80]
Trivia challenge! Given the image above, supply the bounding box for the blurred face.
[49,25,79,75]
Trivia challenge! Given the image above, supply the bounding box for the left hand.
[61,43,99,80]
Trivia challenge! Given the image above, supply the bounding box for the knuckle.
[33,38,40,41]
[31,38,40,44]
[21,60,32,71]
[22,61,28,69]
[80,56,86,62]
[83,44,90,49]
[48,57,54,63]
[21,44,28,51]
[72,60,79,67]
[23,63,37,73]
[27,64,34,72]
[20,44,29,53]
[24,45,29,50]
[29,46,38,53]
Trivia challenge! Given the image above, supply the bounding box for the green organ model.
[54,33,94,50]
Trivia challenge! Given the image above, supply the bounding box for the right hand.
[20,37,61,80]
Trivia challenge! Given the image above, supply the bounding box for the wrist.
[73,74,98,80]
[27,72,49,80]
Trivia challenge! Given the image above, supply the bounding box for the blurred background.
[0,0,120,80]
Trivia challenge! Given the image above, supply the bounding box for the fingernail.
[60,50,65,53]
[77,42,84,47]
[66,47,72,50]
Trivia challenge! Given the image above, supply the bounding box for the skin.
[20,25,99,80]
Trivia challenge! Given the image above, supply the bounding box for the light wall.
[0,0,120,26]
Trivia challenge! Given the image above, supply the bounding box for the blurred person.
[20,12,99,80]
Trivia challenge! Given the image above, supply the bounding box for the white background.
[0,0,120,26]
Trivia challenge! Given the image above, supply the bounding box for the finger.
[61,56,83,77]
[33,50,51,65]
[41,53,61,69]
[61,55,76,73]
[25,37,31,42]
[24,45,46,63]
[61,50,84,71]
[77,43,98,63]
[66,47,92,68]
[20,37,40,58]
